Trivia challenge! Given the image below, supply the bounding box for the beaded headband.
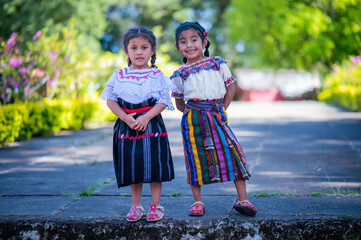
[175,21,208,40]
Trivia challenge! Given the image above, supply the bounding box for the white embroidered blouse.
[170,56,236,101]
[100,67,174,110]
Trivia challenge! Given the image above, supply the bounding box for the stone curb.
[1,217,361,239]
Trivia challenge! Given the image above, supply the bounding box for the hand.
[133,115,150,132]
[124,112,137,129]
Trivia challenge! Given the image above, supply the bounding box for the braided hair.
[123,27,157,68]
[175,21,211,64]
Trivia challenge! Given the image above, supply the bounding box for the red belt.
[121,106,152,114]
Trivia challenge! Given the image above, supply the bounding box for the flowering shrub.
[318,55,361,111]
[0,30,64,104]
[0,23,125,105]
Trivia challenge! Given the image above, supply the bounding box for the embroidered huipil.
[170,56,235,101]
[100,67,174,110]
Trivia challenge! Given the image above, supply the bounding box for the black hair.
[175,21,211,64]
[123,27,157,68]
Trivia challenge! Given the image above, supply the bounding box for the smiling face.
[125,37,154,69]
[176,28,208,65]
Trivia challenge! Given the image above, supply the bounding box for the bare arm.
[175,99,186,112]
[223,83,235,110]
[133,103,166,132]
[107,99,136,128]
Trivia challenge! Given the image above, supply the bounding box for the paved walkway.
[1,101,361,239]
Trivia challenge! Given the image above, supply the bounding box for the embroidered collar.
[118,67,162,81]
[170,56,226,81]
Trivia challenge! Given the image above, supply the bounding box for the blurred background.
[0,0,360,144]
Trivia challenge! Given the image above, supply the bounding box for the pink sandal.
[147,205,164,222]
[126,205,145,222]
[233,199,257,216]
[189,201,205,216]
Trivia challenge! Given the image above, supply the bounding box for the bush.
[318,56,361,111]
[0,99,111,147]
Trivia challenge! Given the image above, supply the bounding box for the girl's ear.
[175,43,179,50]
[203,38,208,48]
[124,48,128,55]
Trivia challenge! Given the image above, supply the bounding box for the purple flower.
[350,56,356,63]
[10,32,17,38]
[36,69,44,78]
[50,51,58,63]
[28,65,33,71]
[356,56,361,63]
[6,39,16,48]
[20,67,27,75]
[55,69,61,78]
[49,80,56,88]
[32,30,42,41]
[14,87,19,94]
[63,56,69,61]
[24,79,29,85]
[15,49,19,54]
[27,51,32,56]
[9,58,22,68]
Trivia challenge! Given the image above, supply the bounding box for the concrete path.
[1,101,361,239]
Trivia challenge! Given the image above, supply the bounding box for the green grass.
[309,192,322,197]
[101,179,111,184]
[120,193,131,196]
[79,185,99,197]
[325,170,361,196]
[167,192,183,197]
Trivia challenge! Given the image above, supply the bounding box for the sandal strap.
[127,205,145,216]
[190,201,205,208]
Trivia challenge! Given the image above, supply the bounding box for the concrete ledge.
[1,217,361,239]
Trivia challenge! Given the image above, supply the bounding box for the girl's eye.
[142,47,148,50]
[180,41,186,44]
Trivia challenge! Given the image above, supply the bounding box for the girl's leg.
[233,179,257,216]
[131,183,143,206]
[234,179,248,201]
[149,182,162,206]
[191,185,203,203]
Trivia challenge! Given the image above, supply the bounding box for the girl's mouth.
[186,49,196,54]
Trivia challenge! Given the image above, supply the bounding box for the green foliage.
[0,24,125,105]
[0,0,109,42]
[227,0,361,71]
[318,56,361,111]
[0,99,110,146]
[309,192,322,197]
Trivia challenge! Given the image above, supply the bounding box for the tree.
[227,0,361,72]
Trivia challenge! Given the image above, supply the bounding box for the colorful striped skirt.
[113,98,174,187]
[181,99,251,185]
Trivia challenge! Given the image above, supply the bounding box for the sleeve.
[156,74,175,111]
[99,71,118,101]
[219,63,236,87]
[170,75,184,99]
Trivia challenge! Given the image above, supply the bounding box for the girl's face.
[176,28,208,65]
[125,37,154,69]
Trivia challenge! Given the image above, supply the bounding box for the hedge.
[318,85,361,111]
[0,99,115,147]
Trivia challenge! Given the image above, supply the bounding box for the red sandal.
[126,205,145,222]
[233,199,257,216]
[189,201,205,216]
[147,205,164,222]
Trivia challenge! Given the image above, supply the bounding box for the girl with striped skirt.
[171,21,257,217]
[100,27,174,222]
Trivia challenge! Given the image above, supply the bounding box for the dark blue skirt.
[113,98,174,187]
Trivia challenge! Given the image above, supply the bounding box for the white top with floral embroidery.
[100,67,174,110]
[170,56,236,101]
